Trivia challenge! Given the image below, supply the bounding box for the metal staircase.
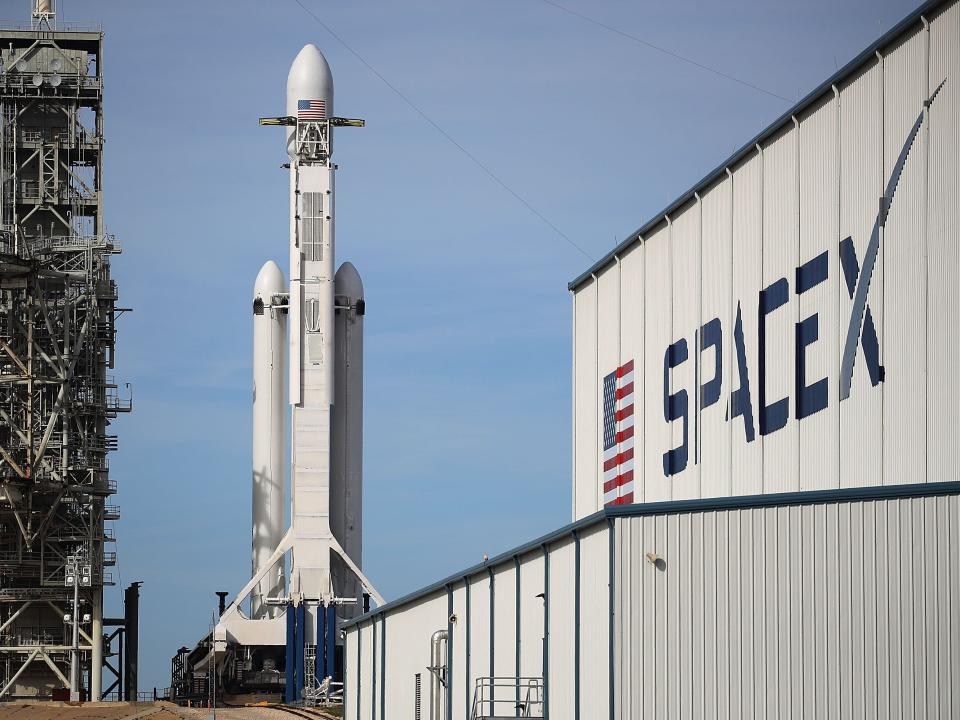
[470,676,545,719]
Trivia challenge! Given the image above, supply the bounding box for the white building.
[343,0,960,716]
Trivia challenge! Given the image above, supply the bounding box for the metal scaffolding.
[0,17,129,700]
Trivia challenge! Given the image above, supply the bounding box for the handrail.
[471,676,544,719]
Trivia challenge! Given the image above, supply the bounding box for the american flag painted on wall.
[298,99,327,120]
[602,360,635,506]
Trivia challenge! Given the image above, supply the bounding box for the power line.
[538,0,794,104]
[290,0,595,261]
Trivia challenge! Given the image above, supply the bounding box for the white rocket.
[215,44,381,657]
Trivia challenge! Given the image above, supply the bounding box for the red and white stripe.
[603,360,635,506]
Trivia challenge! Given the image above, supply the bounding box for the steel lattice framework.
[0,19,128,700]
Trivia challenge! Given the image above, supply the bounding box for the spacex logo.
[602,80,946,479]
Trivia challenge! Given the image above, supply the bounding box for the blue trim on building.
[573,529,581,720]
[488,566,495,681]
[446,585,454,720]
[379,615,386,720]
[542,544,550,718]
[567,0,948,292]
[607,519,615,720]
[514,555,521,713]
[344,481,960,630]
[465,576,472,719]
[371,616,377,720]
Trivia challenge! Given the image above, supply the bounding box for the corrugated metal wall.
[615,492,960,719]
[572,0,960,520]
[345,487,959,719]
[344,525,611,720]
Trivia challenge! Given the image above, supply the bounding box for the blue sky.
[38,0,920,691]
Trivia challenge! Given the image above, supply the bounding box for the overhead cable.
[291,0,596,261]
[538,0,793,104]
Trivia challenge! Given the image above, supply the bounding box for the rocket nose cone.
[335,261,364,299]
[254,260,286,300]
[286,43,334,117]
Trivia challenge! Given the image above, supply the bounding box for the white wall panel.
[699,182,733,498]
[573,282,598,518]
[730,153,764,495]
[450,583,468,720]
[579,526,609,714]
[670,204,701,500]
[345,631,355,719]
[468,572,490,711]
[838,59,885,489]
[927,2,960,483]
[883,28,928,487]
[518,552,545,683]
[492,564,516,685]
[381,592,447,718]
[596,265,621,508]
[799,94,841,491]
[619,245,644,503]
[547,540,575,720]
[761,126,799,493]
[643,225,673,502]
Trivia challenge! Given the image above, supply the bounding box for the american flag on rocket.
[298,99,327,120]
[602,360,635,506]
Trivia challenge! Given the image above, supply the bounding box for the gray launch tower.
[0,4,128,700]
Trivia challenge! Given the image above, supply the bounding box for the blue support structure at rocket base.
[285,605,296,703]
[316,602,338,683]
[285,602,308,703]
[295,603,306,698]
[285,601,340,703]
[326,604,336,679]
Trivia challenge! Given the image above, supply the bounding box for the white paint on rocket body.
[251,260,287,618]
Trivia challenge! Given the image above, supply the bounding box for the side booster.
[208,43,382,701]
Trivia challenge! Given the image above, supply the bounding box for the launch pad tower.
[0,4,128,700]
